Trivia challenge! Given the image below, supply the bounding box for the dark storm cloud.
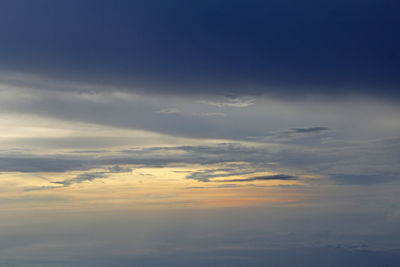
[1,0,399,100]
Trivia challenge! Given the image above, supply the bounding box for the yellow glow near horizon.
[0,163,312,212]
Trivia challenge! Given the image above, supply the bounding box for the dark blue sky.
[1,0,399,99]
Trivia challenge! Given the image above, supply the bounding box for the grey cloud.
[381,138,400,146]
[199,97,254,108]
[330,174,397,185]
[24,185,64,192]
[2,140,399,188]
[249,126,333,144]
[0,88,252,140]
[6,137,142,150]
[26,165,131,190]
[111,143,276,167]
[0,0,400,103]
[1,83,398,144]
[270,127,331,139]
[218,174,297,183]
[186,168,260,182]
[108,165,132,173]
[155,108,181,114]
[52,172,107,187]
[173,143,266,156]
[289,127,331,134]
[0,157,85,173]
[171,142,400,186]
[53,165,132,187]
[194,112,225,117]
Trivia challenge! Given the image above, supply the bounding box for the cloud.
[288,127,331,134]
[0,157,85,173]
[273,127,331,137]
[26,165,132,190]
[186,184,257,189]
[155,108,181,114]
[186,168,260,182]
[199,97,255,108]
[1,1,399,101]
[24,185,64,192]
[194,112,225,117]
[52,172,107,187]
[330,174,396,185]
[217,174,297,183]
[1,138,398,189]
[263,126,331,143]
[108,165,132,173]
[1,83,399,144]
[53,165,132,187]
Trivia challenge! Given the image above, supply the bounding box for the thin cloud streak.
[217,174,297,183]
[25,165,132,191]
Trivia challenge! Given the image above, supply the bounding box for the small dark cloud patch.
[108,165,132,173]
[290,127,330,134]
[218,174,297,183]
[277,127,331,136]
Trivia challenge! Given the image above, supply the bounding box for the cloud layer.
[1,0,399,100]
[1,2,400,266]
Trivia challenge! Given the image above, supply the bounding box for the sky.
[1,1,400,266]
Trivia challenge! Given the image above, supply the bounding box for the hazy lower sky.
[1,1,400,266]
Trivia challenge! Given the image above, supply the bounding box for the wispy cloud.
[7,138,400,190]
[262,126,331,142]
[193,112,226,117]
[199,97,254,108]
[52,172,107,187]
[24,185,64,192]
[25,165,132,191]
[280,127,331,135]
[217,174,297,183]
[186,168,260,182]
[155,108,181,114]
